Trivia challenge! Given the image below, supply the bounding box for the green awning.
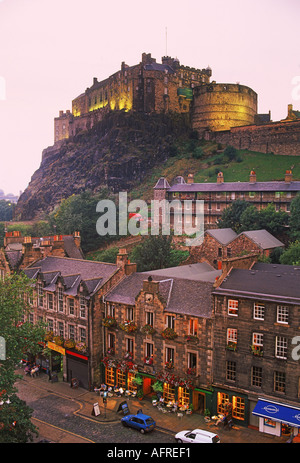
[177,87,193,100]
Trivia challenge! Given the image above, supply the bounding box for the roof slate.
[167,181,300,193]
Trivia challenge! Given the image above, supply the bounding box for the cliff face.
[15,111,190,220]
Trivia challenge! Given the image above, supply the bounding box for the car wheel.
[176,438,183,443]
[122,421,127,427]
[140,428,145,434]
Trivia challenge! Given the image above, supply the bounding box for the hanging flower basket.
[250,345,263,357]
[102,356,117,368]
[119,320,137,333]
[141,324,156,335]
[124,352,133,361]
[75,342,88,354]
[107,347,115,355]
[165,360,174,370]
[102,316,117,328]
[64,338,76,349]
[161,328,178,340]
[53,335,64,346]
[45,331,54,342]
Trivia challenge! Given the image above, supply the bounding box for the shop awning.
[253,399,300,427]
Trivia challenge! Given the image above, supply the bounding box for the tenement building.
[212,262,300,438]
[153,169,300,228]
[22,250,136,388]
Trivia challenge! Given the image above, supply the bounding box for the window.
[253,303,265,320]
[166,347,174,363]
[68,299,75,316]
[232,396,245,420]
[277,305,289,324]
[275,336,287,359]
[249,192,255,198]
[108,304,115,317]
[226,360,236,382]
[251,366,262,388]
[188,352,197,370]
[68,324,75,340]
[105,367,114,386]
[47,293,53,311]
[274,371,286,393]
[47,318,54,332]
[126,337,133,354]
[58,287,64,312]
[29,313,34,325]
[58,322,64,338]
[231,192,235,200]
[79,327,86,343]
[166,315,175,329]
[228,299,238,316]
[126,306,134,321]
[108,333,115,349]
[178,386,189,406]
[145,342,153,359]
[189,319,198,336]
[146,311,154,326]
[217,392,230,414]
[37,283,43,307]
[116,369,126,388]
[163,383,175,402]
[227,248,232,258]
[227,328,237,350]
[80,296,86,318]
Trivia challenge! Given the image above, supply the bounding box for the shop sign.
[47,341,65,355]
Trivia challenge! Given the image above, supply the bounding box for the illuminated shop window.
[163,383,175,402]
[105,367,114,386]
[232,396,245,420]
[116,369,126,388]
[178,387,189,407]
[217,392,229,414]
[127,372,137,392]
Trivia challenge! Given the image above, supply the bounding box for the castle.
[54,52,300,156]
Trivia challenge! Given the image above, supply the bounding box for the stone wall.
[211,119,300,156]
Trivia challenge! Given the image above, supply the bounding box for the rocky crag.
[15,111,190,220]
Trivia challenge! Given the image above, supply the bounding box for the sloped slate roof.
[206,228,237,245]
[241,229,284,249]
[105,271,213,318]
[214,265,300,304]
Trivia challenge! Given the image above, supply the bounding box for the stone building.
[187,228,284,269]
[21,249,136,388]
[212,262,300,436]
[101,264,218,414]
[153,170,300,228]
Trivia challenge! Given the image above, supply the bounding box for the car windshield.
[145,418,155,425]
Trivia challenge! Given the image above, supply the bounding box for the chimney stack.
[285,170,293,183]
[217,172,224,184]
[187,173,194,184]
[249,170,256,183]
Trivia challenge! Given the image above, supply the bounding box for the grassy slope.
[129,140,300,202]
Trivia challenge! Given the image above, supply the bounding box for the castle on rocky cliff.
[55,52,300,156]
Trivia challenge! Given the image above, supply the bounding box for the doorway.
[193,391,205,414]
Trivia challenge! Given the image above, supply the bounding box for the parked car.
[175,428,220,443]
[121,412,156,433]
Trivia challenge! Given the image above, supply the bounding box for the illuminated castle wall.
[54,53,212,143]
[192,83,258,133]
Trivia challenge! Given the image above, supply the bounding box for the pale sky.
[0,0,299,196]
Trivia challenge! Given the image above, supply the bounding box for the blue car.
[121,412,156,433]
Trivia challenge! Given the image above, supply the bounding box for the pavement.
[17,369,289,444]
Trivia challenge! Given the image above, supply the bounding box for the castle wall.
[211,119,300,156]
[192,83,258,133]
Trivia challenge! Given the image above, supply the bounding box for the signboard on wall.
[47,341,65,355]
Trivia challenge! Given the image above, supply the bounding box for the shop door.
[67,357,89,389]
[143,377,152,396]
[193,391,205,414]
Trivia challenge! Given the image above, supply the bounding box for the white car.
[175,428,220,443]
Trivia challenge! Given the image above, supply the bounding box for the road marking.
[32,417,95,443]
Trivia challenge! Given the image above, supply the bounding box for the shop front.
[252,398,300,438]
[66,350,89,389]
[214,389,249,426]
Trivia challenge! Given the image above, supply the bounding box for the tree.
[280,241,300,265]
[217,200,251,233]
[0,273,46,442]
[0,200,13,221]
[50,190,115,253]
[240,203,289,238]
[130,235,173,272]
[289,193,300,241]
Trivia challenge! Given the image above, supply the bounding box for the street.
[16,376,176,444]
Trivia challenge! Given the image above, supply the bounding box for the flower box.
[144,357,153,365]
[250,345,263,357]
[102,316,117,328]
[119,320,137,333]
[165,360,174,370]
[64,338,75,349]
[141,324,156,335]
[161,328,178,340]
[185,335,199,344]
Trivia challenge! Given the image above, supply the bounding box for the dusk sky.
[0,0,299,197]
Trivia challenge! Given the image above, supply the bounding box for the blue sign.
[253,399,300,427]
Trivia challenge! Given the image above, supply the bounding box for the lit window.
[228,299,238,316]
